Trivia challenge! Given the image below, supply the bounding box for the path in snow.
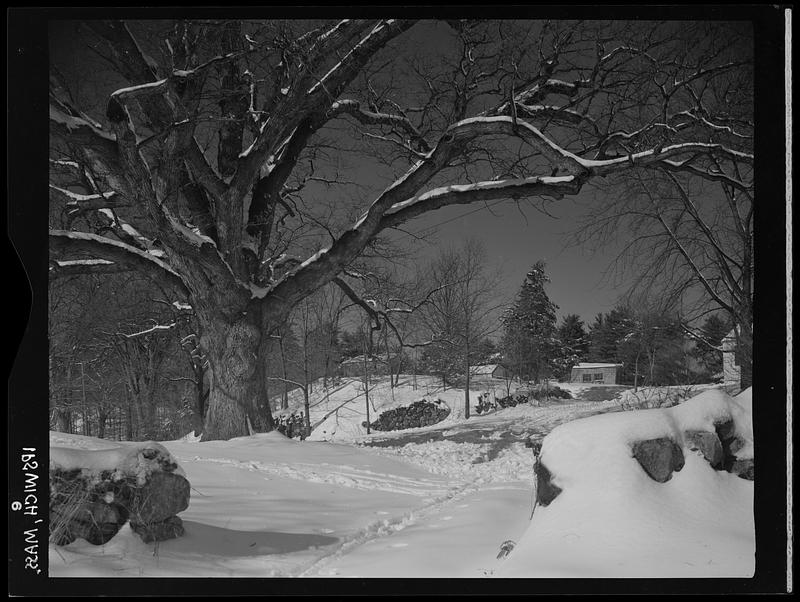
[302,482,533,577]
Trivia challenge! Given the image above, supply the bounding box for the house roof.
[572,363,623,369]
[339,355,387,365]
[472,364,501,375]
[722,328,738,341]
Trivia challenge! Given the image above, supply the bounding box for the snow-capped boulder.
[631,437,685,482]
[49,435,190,546]
[498,386,755,577]
[684,430,724,469]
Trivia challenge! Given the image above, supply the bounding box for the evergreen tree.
[500,262,559,383]
[588,306,634,364]
[421,340,461,389]
[474,339,500,365]
[690,314,732,380]
[589,304,689,386]
[553,314,589,381]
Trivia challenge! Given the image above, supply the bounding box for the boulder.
[684,430,724,469]
[714,418,736,443]
[129,471,191,525]
[50,466,190,546]
[631,438,685,482]
[728,436,748,456]
[729,458,754,481]
[534,461,562,506]
[130,515,185,543]
[711,418,754,480]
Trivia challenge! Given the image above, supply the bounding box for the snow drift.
[497,387,754,577]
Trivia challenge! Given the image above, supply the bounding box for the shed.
[339,355,389,377]
[570,362,623,384]
[471,364,509,379]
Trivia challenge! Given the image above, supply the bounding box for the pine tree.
[690,314,732,380]
[588,306,634,364]
[553,314,589,381]
[501,262,559,383]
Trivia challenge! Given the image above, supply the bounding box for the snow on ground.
[498,387,754,578]
[48,378,752,578]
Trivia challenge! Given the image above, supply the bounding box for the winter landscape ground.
[48,376,753,578]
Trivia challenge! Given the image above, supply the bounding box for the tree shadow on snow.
[176,521,338,557]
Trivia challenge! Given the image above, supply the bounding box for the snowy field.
[48,377,753,578]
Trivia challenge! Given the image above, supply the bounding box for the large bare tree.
[48,19,754,439]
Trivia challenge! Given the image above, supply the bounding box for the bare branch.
[49,229,189,298]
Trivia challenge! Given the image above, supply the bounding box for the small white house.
[570,363,623,384]
[471,364,509,379]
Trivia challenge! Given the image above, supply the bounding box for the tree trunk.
[278,333,289,410]
[303,387,311,437]
[193,367,207,435]
[201,313,274,441]
[125,395,134,440]
[737,320,753,389]
[464,363,471,420]
[97,405,108,439]
[363,338,371,434]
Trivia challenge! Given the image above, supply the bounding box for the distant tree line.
[49,242,737,440]
[495,262,732,387]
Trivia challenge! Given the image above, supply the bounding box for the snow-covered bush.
[617,384,698,410]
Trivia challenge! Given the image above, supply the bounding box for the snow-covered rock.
[498,387,754,577]
[49,434,190,546]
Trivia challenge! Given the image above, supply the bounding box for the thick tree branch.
[49,229,189,297]
[379,176,578,230]
[49,104,128,194]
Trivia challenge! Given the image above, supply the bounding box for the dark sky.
[391,191,627,324]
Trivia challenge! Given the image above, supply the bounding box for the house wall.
[339,359,390,378]
[570,366,620,384]
[492,366,509,379]
[722,335,740,387]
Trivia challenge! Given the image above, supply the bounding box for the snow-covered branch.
[49,104,126,193]
[328,99,430,152]
[49,185,123,217]
[49,229,188,298]
[379,176,579,230]
[119,322,177,339]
